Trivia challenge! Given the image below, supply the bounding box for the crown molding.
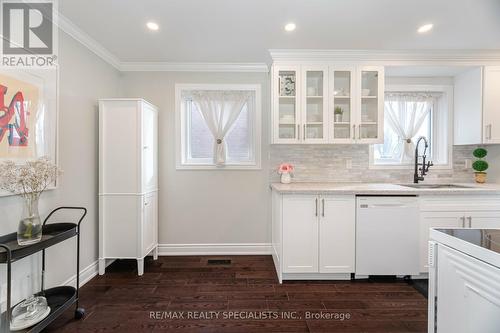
[56,12,122,70]
[269,49,500,65]
[119,62,269,72]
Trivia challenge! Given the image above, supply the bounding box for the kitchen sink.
[399,184,474,189]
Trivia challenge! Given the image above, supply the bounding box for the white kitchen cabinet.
[468,211,500,229]
[330,66,356,143]
[356,66,384,144]
[454,66,500,145]
[419,195,500,272]
[483,66,500,143]
[272,64,384,144]
[98,99,159,276]
[430,243,500,333]
[319,196,355,273]
[302,66,329,143]
[274,192,355,280]
[282,195,319,273]
[273,66,301,143]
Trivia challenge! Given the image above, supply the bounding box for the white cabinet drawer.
[420,195,500,212]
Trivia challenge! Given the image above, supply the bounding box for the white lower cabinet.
[419,195,500,273]
[319,196,356,273]
[430,244,500,333]
[468,211,500,229]
[278,194,355,278]
[282,195,319,273]
[274,192,500,281]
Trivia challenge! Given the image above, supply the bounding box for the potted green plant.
[472,147,488,183]
[334,106,344,122]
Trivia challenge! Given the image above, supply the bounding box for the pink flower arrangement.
[278,163,294,174]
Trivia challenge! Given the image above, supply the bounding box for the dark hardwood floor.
[45,256,427,332]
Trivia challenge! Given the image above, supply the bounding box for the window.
[176,84,261,169]
[370,86,452,168]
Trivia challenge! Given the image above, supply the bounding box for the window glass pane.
[226,104,250,161]
[374,100,432,164]
[182,89,257,168]
[189,102,214,159]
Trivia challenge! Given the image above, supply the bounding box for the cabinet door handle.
[315,198,318,217]
[321,198,325,217]
[352,125,356,140]
[486,124,492,140]
[467,216,472,228]
[460,216,465,228]
[303,124,306,140]
[297,125,300,140]
[358,125,361,139]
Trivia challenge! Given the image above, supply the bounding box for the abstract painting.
[0,68,58,195]
[0,69,57,162]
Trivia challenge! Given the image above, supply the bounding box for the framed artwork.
[0,68,58,195]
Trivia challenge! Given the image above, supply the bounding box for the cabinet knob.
[144,202,149,206]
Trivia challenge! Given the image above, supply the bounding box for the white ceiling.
[59,0,500,63]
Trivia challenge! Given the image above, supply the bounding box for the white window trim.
[175,83,262,170]
[369,84,453,170]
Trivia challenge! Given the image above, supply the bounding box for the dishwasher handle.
[361,203,416,208]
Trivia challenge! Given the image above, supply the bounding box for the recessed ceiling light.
[417,23,433,34]
[146,21,159,31]
[284,23,296,32]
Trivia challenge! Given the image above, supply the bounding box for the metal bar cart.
[0,207,87,332]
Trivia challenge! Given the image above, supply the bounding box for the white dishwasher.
[356,196,420,276]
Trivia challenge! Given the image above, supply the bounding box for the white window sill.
[176,163,261,170]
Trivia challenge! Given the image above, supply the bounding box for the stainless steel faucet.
[414,136,433,183]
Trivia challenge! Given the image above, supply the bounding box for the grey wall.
[0,31,121,306]
[120,72,271,245]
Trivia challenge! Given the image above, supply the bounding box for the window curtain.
[384,92,439,163]
[191,90,250,166]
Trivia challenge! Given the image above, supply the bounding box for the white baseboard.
[62,259,115,288]
[157,243,272,256]
[283,273,352,280]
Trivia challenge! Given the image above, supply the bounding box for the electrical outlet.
[345,158,353,169]
[465,159,472,169]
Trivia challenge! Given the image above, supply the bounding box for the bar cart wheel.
[75,307,85,319]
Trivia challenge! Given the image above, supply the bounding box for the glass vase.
[17,195,43,246]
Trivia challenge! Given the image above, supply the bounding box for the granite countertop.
[270,182,500,195]
[431,228,500,269]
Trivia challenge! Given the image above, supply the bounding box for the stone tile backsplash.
[269,145,477,183]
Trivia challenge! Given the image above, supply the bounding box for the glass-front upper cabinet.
[302,66,328,143]
[358,66,384,143]
[272,64,384,144]
[330,67,355,143]
[274,66,300,143]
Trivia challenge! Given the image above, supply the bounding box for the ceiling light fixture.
[146,21,159,31]
[284,23,296,32]
[417,23,433,34]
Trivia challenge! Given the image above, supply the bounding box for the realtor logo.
[1,0,57,67]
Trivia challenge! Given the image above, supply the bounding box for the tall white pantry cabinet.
[98,99,159,276]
